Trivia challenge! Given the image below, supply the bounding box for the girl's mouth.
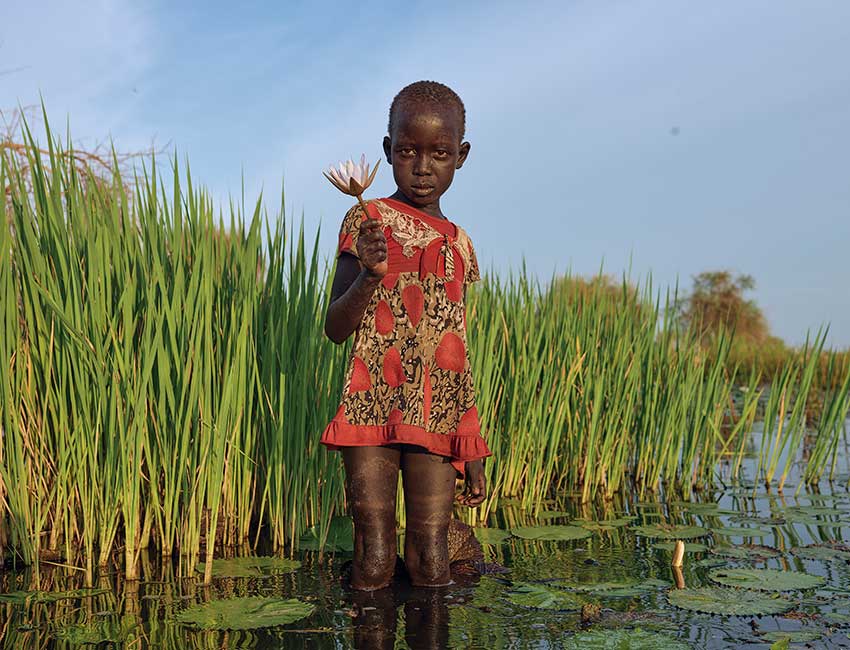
[411,186,434,196]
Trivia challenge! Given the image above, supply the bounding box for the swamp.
[2,134,850,648]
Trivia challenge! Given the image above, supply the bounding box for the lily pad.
[506,582,585,610]
[822,612,850,626]
[175,597,315,630]
[562,628,692,649]
[667,587,794,615]
[196,556,301,578]
[299,516,354,552]
[511,525,592,541]
[0,588,109,604]
[709,545,781,560]
[708,568,825,591]
[672,502,735,516]
[761,631,822,644]
[560,578,670,598]
[729,515,786,526]
[537,510,571,519]
[790,543,850,562]
[574,518,633,531]
[473,527,511,544]
[632,524,709,540]
[710,526,771,538]
[653,542,708,553]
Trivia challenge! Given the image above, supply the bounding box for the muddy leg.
[343,446,401,591]
[401,446,457,587]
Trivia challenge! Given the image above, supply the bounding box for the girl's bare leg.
[343,446,401,591]
[401,446,457,587]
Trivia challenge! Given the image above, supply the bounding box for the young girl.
[321,80,491,591]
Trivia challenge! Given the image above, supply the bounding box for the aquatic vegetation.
[506,582,585,610]
[790,543,850,562]
[573,517,633,531]
[709,545,781,560]
[195,557,301,578]
[631,524,709,540]
[708,568,826,591]
[710,526,772,538]
[510,525,593,541]
[473,527,511,544]
[653,542,709,553]
[667,587,795,615]
[175,597,315,630]
[562,628,692,649]
[761,630,822,644]
[559,578,670,598]
[0,588,109,604]
[298,516,354,552]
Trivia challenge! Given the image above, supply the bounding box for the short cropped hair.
[388,80,466,140]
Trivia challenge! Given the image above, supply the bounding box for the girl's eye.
[435,149,449,158]
[400,148,415,156]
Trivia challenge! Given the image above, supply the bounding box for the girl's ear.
[383,135,392,163]
[456,141,471,169]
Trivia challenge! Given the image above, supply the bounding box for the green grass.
[1,126,849,579]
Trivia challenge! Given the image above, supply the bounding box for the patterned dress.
[320,197,492,475]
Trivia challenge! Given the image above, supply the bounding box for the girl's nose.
[413,154,431,175]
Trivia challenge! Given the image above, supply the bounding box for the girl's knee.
[351,511,397,590]
[404,526,451,587]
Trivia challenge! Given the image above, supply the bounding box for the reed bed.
[1,131,848,579]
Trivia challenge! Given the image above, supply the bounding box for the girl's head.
[383,81,470,213]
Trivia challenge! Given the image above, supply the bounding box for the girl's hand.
[357,217,388,278]
[456,459,486,507]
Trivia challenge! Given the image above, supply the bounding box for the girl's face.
[383,107,470,215]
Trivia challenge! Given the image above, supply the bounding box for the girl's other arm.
[324,218,388,344]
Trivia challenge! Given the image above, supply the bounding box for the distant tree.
[547,273,655,322]
[676,270,769,344]
[2,106,160,202]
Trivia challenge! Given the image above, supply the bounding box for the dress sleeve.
[463,235,481,284]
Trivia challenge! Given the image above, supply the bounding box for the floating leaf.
[632,524,709,540]
[670,502,735,516]
[822,612,850,626]
[667,587,794,615]
[506,582,584,610]
[729,515,786,526]
[574,518,633,531]
[560,578,670,598]
[710,526,770,538]
[708,568,825,591]
[537,510,571,520]
[511,525,592,541]
[196,557,301,578]
[790,544,850,562]
[0,589,109,604]
[176,597,314,630]
[762,631,822,644]
[473,527,511,545]
[654,542,708,553]
[709,545,781,560]
[693,558,727,569]
[299,516,354,552]
[562,628,692,649]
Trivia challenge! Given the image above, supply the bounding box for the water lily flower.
[323,154,380,197]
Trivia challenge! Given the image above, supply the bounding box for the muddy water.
[2,428,849,649]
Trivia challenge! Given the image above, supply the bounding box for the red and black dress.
[320,197,492,475]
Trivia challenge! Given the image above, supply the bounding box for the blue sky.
[3,1,849,346]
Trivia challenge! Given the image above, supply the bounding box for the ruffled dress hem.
[321,419,492,477]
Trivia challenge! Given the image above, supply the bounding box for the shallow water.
[2,428,849,649]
